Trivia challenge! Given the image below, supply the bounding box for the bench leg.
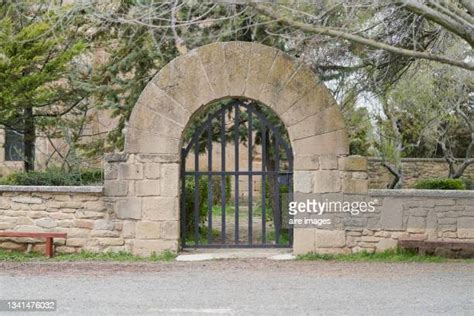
[45,237,53,258]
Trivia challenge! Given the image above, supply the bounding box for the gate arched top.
[125,41,349,159]
[182,100,293,167]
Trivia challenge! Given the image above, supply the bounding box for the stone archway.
[105,41,354,256]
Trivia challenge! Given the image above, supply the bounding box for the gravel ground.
[0,260,473,315]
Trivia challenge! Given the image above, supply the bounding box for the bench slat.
[0,232,67,238]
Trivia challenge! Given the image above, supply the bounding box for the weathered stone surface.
[294,154,319,171]
[260,52,301,108]
[133,82,190,126]
[136,154,179,163]
[294,171,314,193]
[74,219,94,230]
[339,156,367,171]
[116,198,142,220]
[160,164,180,197]
[458,217,474,238]
[130,104,183,139]
[281,83,336,127]
[288,106,346,141]
[94,219,115,231]
[198,42,229,98]
[104,163,118,180]
[12,196,42,204]
[160,221,179,240]
[104,180,129,197]
[318,154,338,170]
[293,228,315,255]
[136,221,162,239]
[151,50,214,114]
[143,197,178,221]
[379,198,404,230]
[35,218,57,228]
[273,66,319,115]
[67,238,86,247]
[144,163,161,179]
[342,179,368,194]
[245,43,279,100]
[122,221,136,238]
[224,42,251,96]
[136,180,161,197]
[118,163,143,180]
[95,238,125,246]
[313,170,341,193]
[126,128,180,155]
[315,230,346,248]
[133,240,178,256]
[293,130,349,156]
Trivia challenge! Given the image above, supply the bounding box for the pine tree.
[0,5,86,171]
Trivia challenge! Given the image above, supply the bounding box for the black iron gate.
[180,99,293,248]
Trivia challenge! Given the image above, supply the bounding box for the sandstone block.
[136,221,162,239]
[292,228,315,255]
[294,154,319,171]
[143,197,178,221]
[339,156,367,171]
[160,163,180,197]
[118,163,143,180]
[35,218,57,228]
[342,178,368,194]
[313,170,341,193]
[133,239,178,257]
[104,180,129,197]
[294,171,314,193]
[12,196,42,204]
[144,163,161,179]
[116,198,142,220]
[136,180,161,197]
[315,230,346,248]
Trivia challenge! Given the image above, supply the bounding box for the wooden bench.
[399,238,474,258]
[0,232,67,257]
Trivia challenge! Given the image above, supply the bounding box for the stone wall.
[294,190,474,256]
[368,158,474,189]
[0,186,127,253]
[104,153,179,256]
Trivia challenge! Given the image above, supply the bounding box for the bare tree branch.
[250,2,474,71]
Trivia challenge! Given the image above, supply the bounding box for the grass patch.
[297,248,458,263]
[0,249,176,262]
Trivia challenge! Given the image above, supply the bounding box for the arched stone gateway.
[104,41,367,256]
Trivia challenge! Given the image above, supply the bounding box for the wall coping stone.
[0,185,104,193]
[369,189,474,198]
[368,157,467,163]
[104,152,129,162]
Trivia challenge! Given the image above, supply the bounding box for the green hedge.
[0,169,103,186]
[414,178,466,190]
[183,175,231,236]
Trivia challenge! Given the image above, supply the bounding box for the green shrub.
[210,175,231,205]
[462,178,473,190]
[414,178,466,190]
[0,168,103,186]
[183,176,208,235]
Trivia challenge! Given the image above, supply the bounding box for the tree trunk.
[263,131,280,231]
[23,105,35,172]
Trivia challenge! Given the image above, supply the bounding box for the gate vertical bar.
[180,148,186,248]
[234,104,240,244]
[261,126,266,244]
[274,135,281,245]
[247,109,253,244]
[220,110,226,244]
[207,123,213,244]
[194,142,200,245]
